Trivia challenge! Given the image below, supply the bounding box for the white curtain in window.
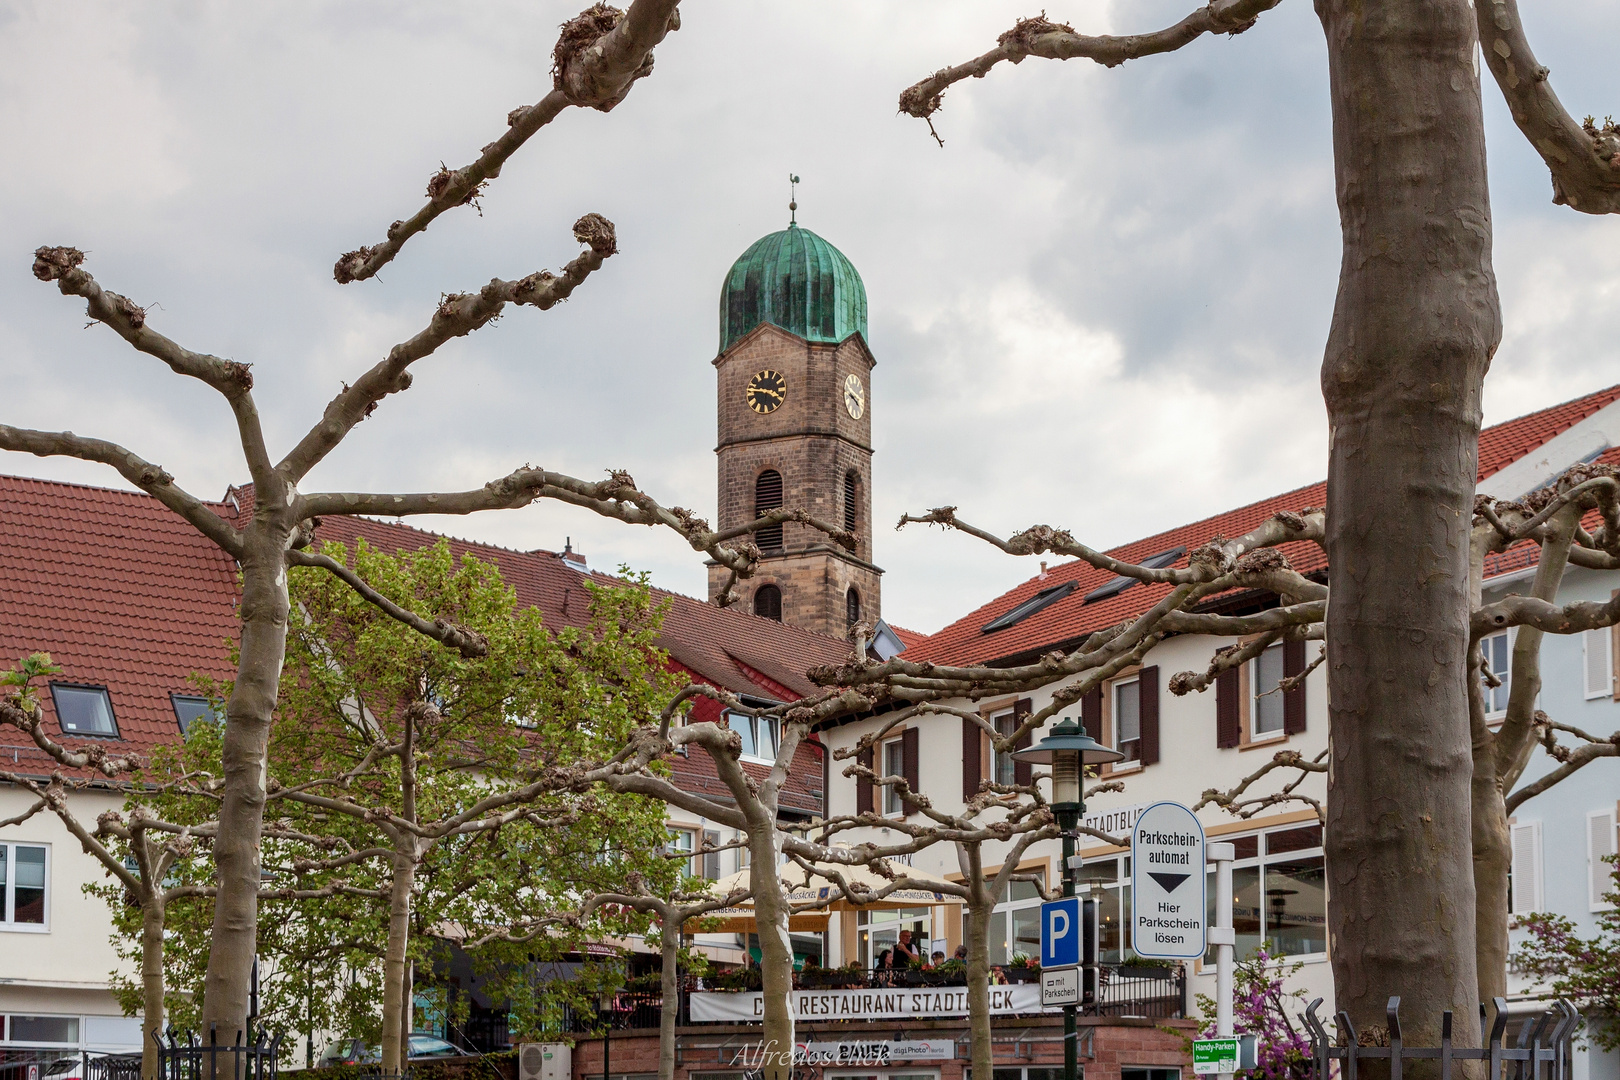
[1585,627,1613,699]
[1510,820,1544,914]
[1589,809,1618,911]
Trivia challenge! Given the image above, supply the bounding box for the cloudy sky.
[2,0,1618,634]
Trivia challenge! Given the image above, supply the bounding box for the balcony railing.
[553,964,1185,1033]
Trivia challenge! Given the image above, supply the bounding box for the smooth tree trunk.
[1470,755,1513,1002]
[747,824,796,1080]
[141,894,167,1080]
[659,921,681,1080]
[381,849,417,1075]
[957,845,995,1080]
[201,534,292,1041]
[1316,0,1499,1044]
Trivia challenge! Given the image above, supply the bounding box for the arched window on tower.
[846,588,861,629]
[843,470,860,535]
[755,469,784,551]
[755,584,782,622]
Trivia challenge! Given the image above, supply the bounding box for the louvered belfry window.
[844,470,859,534]
[754,584,782,622]
[755,469,784,551]
[846,588,861,627]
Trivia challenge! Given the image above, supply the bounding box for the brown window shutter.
[1216,668,1240,748]
[857,745,874,814]
[702,830,721,880]
[1283,638,1308,734]
[962,716,982,801]
[1138,666,1160,766]
[1081,688,1103,743]
[1012,698,1034,786]
[902,726,921,813]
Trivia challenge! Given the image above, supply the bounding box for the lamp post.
[1012,718,1124,1080]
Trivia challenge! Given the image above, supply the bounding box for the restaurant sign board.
[689,983,1045,1023]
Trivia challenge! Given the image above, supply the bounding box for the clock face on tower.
[843,373,865,419]
[746,370,786,414]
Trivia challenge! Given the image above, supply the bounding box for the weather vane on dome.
[789,174,799,226]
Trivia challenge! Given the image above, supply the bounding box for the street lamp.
[1012,718,1124,1080]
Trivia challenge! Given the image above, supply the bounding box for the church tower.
[707,219,881,640]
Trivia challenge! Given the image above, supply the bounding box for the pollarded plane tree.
[815,727,1127,1080]
[0,657,393,1080]
[897,0,1620,1042]
[1183,464,1620,1002]
[0,0,856,1043]
[586,681,1051,1080]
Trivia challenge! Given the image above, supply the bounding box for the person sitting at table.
[990,965,1009,985]
[931,951,946,968]
[954,944,968,962]
[874,948,895,984]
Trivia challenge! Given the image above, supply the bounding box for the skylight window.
[981,582,1076,634]
[1082,547,1186,605]
[50,683,118,736]
[172,694,221,735]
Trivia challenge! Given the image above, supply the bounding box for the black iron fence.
[154,1028,282,1080]
[82,1053,142,1080]
[1088,963,1186,1018]
[1304,996,1578,1080]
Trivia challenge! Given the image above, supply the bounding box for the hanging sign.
[1130,801,1207,959]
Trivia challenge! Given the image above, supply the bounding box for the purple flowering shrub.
[1191,946,1313,1080]
[1511,854,1620,1051]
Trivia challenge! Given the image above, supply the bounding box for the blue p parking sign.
[1040,896,1081,968]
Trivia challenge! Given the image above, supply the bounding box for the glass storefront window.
[1203,824,1326,963]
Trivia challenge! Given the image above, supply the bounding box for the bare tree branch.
[0,425,243,556]
[30,248,273,490]
[287,216,618,481]
[1474,0,1620,214]
[897,0,1286,139]
[334,0,682,283]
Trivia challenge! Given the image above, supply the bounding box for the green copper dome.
[719,223,867,355]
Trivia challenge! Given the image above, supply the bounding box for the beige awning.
[707,859,965,915]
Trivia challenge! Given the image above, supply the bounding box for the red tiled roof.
[0,475,241,770]
[888,625,928,650]
[1,476,849,815]
[907,384,1620,668]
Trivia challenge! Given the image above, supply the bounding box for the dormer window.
[1082,547,1186,605]
[49,684,118,737]
[981,582,1076,634]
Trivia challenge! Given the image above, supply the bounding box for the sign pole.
[1060,810,1078,1080]
[1208,841,1236,1080]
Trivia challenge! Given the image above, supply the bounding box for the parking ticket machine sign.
[1131,801,1207,959]
[1040,896,1080,969]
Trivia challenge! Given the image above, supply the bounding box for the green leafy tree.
[1512,857,1620,1051]
[127,540,681,1068]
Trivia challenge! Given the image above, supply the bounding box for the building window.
[991,710,1018,787]
[1251,644,1287,739]
[1083,547,1186,605]
[2,1014,79,1045]
[843,470,860,534]
[1584,627,1613,700]
[1510,819,1544,914]
[668,828,696,876]
[1113,678,1142,763]
[0,843,48,929]
[1481,630,1511,718]
[1588,809,1617,911]
[1201,824,1325,963]
[1077,857,1130,962]
[754,470,784,551]
[882,739,906,816]
[982,582,1076,634]
[49,684,117,736]
[171,694,219,735]
[727,710,779,762]
[1121,1070,1180,1080]
[754,584,782,621]
[987,871,1045,966]
[846,588,861,628]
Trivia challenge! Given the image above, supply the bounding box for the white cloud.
[1,0,1616,636]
